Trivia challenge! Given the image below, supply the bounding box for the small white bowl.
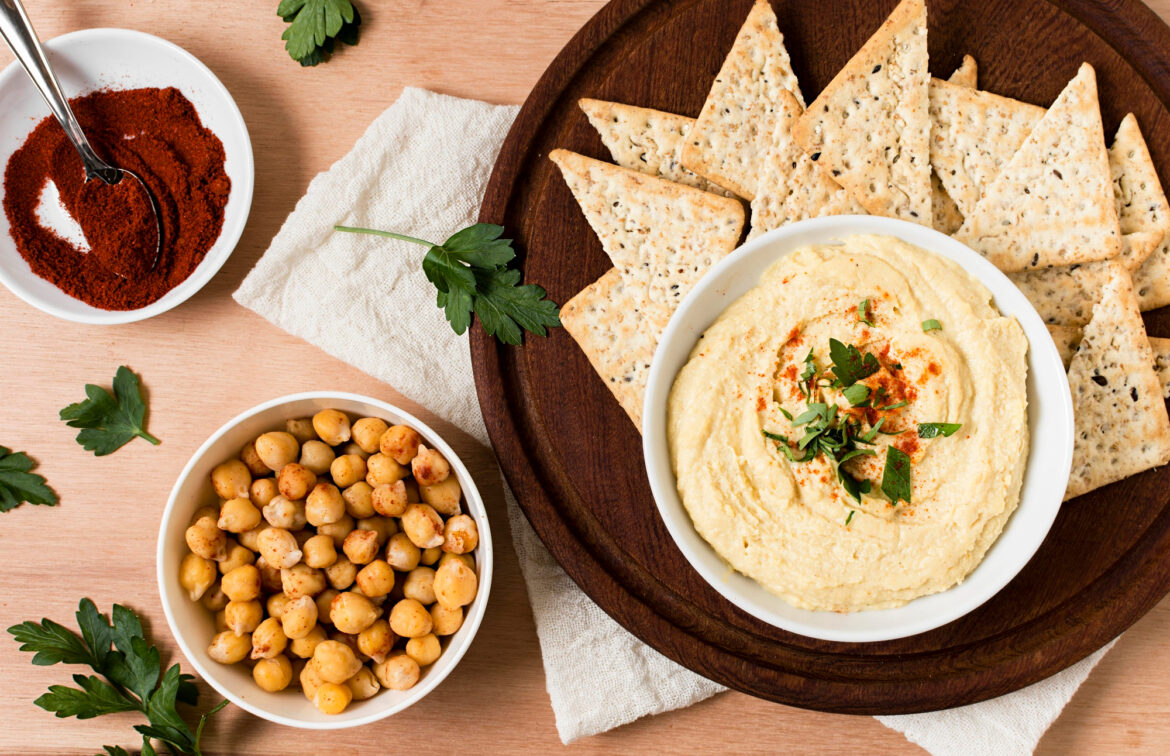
[642,216,1073,643]
[0,28,254,324]
[157,392,493,729]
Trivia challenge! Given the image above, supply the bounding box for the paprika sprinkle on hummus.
[3,87,230,310]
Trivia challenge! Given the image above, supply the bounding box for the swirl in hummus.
[667,235,1029,612]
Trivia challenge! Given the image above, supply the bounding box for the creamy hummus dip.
[667,235,1029,612]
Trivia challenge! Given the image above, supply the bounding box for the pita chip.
[1150,336,1170,399]
[680,0,803,199]
[1047,324,1082,368]
[1112,114,1170,310]
[931,57,979,233]
[948,54,977,89]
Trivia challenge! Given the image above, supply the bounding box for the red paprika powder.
[3,87,230,310]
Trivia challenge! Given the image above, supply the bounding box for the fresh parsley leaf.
[335,223,561,345]
[36,675,138,719]
[103,747,132,756]
[278,0,360,65]
[842,384,871,406]
[859,417,885,443]
[0,446,58,513]
[879,399,909,411]
[882,447,912,504]
[828,338,879,386]
[845,510,855,525]
[838,468,872,503]
[59,367,160,456]
[837,448,877,466]
[778,407,793,421]
[858,298,875,327]
[922,318,942,332]
[8,617,96,667]
[792,402,830,426]
[918,422,962,438]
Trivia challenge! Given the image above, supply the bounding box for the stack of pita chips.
[549,0,1170,498]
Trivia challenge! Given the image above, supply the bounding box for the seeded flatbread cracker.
[577,98,736,197]
[949,54,978,89]
[549,149,744,330]
[791,0,931,225]
[955,64,1122,273]
[1047,324,1082,368]
[931,57,979,234]
[560,269,657,431]
[928,78,1045,217]
[1150,336,1170,399]
[1065,262,1170,500]
[749,90,866,239]
[1112,114,1170,310]
[680,0,803,200]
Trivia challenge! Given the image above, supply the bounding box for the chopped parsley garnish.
[828,338,879,386]
[881,447,912,504]
[922,319,942,332]
[845,510,855,526]
[858,298,875,327]
[841,383,871,406]
[918,422,962,438]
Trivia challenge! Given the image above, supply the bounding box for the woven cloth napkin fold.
[234,87,1115,750]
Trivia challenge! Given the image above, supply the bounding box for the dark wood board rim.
[472,0,1170,714]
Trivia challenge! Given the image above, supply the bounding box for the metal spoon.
[0,0,161,277]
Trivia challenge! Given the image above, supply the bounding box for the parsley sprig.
[59,366,159,456]
[335,223,562,345]
[0,446,58,513]
[7,599,226,756]
[278,0,361,66]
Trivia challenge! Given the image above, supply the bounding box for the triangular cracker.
[791,0,931,225]
[561,269,657,431]
[577,98,736,197]
[549,149,744,329]
[1113,114,1170,310]
[955,64,1122,273]
[930,57,980,233]
[1047,324,1082,368]
[680,0,803,199]
[1150,336,1170,399]
[928,78,1044,216]
[949,54,977,89]
[1065,262,1170,500]
[749,90,865,239]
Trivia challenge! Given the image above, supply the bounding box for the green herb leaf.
[879,399,909,411]
[0,446,58,513]
[922,318,942,332]
[103,747,132,756]
[918,422,962,438]
[829,338,879,386]
[7,617,96,667]
[278,0,360,65]
[845,510,855,526]
[59,367,160,456]
[859,417,885,443]
[838,469,872,503]
[75,599,113,671]
[36,675,138,719]
[842,384,871,406]
[858,298,875,326]
[778,407,793,421]
[792,402,830,426]
[882,447,912,504]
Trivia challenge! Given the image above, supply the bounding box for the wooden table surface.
[1,1,1168,753]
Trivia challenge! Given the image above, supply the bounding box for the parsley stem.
[137,430,161,446]
[334,225,436,248]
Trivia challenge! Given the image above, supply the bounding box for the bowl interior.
[0,28,254,324]
[642,215,1074,643]
[157,393,493,729]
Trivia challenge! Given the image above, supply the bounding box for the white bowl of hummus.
[642,215,1073,642]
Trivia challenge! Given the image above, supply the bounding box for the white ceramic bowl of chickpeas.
[157,392,492,729]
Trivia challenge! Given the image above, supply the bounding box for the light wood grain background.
[1,1,1168,753]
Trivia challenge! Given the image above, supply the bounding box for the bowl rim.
[155,391,493,729]
[0,27,255,325]
[641,215,1074,643]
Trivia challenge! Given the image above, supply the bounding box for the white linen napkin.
[234,87,1116,750]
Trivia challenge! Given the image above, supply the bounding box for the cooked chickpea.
[324,556,357,590]
[221,564,262,602]
[253,654,293,692]
[441,514,478,554]
[281,563,326,598]
[404,478,422,503]
[405,633,441,667]
[255,431,300,471]
[305,483,345,526]
[365,453,408,487]
[329,630,364,658]
[345,666,380,700]
[299,655,325,699]
[388,598,432,638]
[401,503,444,549]
[185,515,227,561]
[330,454,367,489]
[283,417,315,444]
[373,653,420,691]
[311,640,362,684]
[267,592,292,618]
[261,496,304,530]
[339,441,369,460]
[342,529,380,564]
[214,609,229,632]
[314,682,352,714]
[385,532,421,571]
[294,528,314,548]
[351,417,389,453]
[356,619,394,663]
[255,557,284,593]
[302,534,337,569]
[439,552,476,572]
[355,559,395,598]
[249,478,278,509]
[315,588,340,623]
[211,459,252,500]
[356,515,396,545]
[277,463,317,501]
[208,630,251,664]
[290,623,328,658]
[281,595,318,639]
[237,524,266,552]
[313,409,352,446]
[342,482,375,519]
[179,554,216,601]
[411,444,450,487]
[218,540,255,574]
[257,527,302,569]
[371,480,408,517]
[402,567,437,605]
[379,425,422,464]
[316,514,355,548]
[430,603,463,636]
[240,440,270,477]
[421,477,463,516]
[298,440,335,475]
[218,497,261,533]
[420,546,441,566]
[190,505,219,525]
[330,591,380,634]
[250,617,288,659]
[434,558,478,610]
[200,583,228,613]
[225,600,263,634]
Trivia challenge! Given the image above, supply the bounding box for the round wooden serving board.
[472,0,1170,713]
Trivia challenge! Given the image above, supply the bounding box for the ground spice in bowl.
[2,87,230,310]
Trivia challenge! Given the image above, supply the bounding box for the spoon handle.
[0,0,120,184]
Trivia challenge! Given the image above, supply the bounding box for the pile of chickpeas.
[178,409,480,715]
